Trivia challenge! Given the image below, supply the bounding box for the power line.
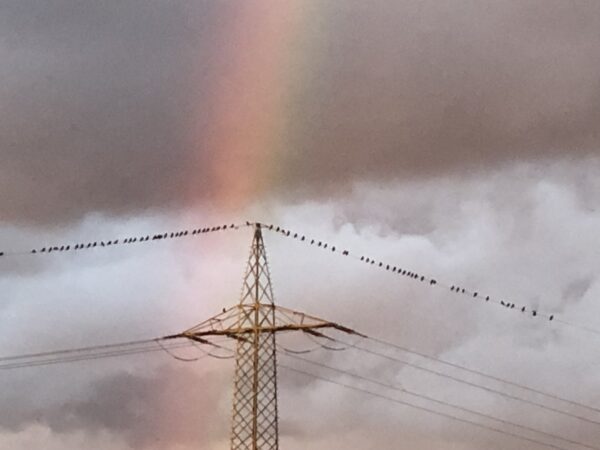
[0,329,594,447]
[0,337,160,362]
[0,341,191,370]
[328,336,600,427]
[279,364,570,450]
[280,350,600,450]
[4,219,600,339]
[0,221,254,258]
[262,223,600,339]
[364,335,600,416]
[0,337,233,370]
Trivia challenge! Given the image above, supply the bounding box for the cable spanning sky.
[0,1,599,449]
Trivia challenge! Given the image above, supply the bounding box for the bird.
[549,315,554,321]
[532,310,537,317]
[485,296,490,301]
[430,279,437,285]
[473,292,478,298]
[222,307,227,313]
[343,250,349,256]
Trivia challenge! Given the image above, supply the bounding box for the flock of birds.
[262,223,555,322]
[0,221,555,322]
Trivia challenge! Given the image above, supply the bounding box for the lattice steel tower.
[168,223,359,450]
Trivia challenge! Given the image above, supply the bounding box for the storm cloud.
[0,0,599,224]
[1,1,600,449]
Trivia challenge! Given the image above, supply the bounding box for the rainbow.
[188,2,312,210]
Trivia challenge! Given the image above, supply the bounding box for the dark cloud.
[2,2,600,448]
[281,0,600,188]
[0,0,228,225]
[0,0,599,225]
[0,364,229,448]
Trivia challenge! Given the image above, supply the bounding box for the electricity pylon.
[167,223,360,450]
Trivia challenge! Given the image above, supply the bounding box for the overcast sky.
[1,1,600,449]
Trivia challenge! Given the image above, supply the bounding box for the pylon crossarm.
[184,322,346,338]
[274,305,366,337]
